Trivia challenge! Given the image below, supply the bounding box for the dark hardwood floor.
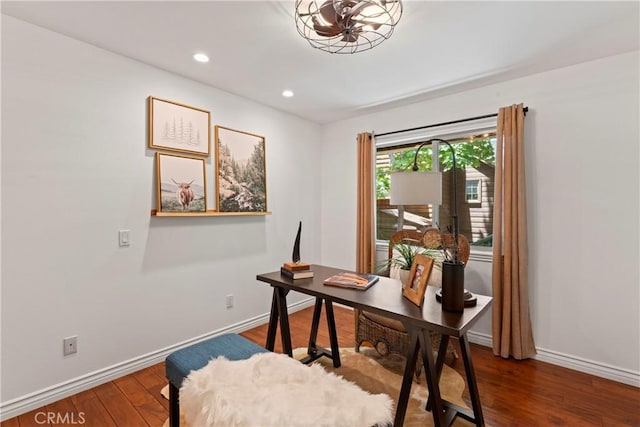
[2,306,638,426]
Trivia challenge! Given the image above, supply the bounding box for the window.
[375,120,496,247]
[465,179,481,203]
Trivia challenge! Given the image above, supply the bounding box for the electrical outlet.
[63,336,78,356]
[225,294,234,309]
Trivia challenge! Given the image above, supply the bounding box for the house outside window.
[375,119,496,248]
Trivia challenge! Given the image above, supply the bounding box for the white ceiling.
[3,1,639,124]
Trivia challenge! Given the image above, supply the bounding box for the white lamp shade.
[389,171,442,205]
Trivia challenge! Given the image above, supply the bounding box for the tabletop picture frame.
[402,254,434,306]
[156,152,208,213]
[215,125,267,213]
[148,96,211,156]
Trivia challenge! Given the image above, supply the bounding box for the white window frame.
[465,179,482,203]
[374,116,496,260]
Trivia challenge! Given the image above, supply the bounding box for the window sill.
[468,249,492,263]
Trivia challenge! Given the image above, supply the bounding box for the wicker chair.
[355,229,470,376]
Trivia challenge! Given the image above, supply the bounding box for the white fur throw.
[180,352,393,427]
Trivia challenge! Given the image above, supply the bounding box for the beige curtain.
[492,104,536,359]
[356,132,375,273]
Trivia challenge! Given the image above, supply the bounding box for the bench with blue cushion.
[165,333,269,427]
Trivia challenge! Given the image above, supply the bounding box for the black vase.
[441,261,465,312]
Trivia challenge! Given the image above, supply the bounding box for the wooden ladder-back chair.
[355,228,470,377]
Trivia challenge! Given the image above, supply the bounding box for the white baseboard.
[466,331,640,387]
[0,298,316,421]
[466,330,493,347]
[533,347,640,387]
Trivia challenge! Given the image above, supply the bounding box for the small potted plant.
[377,240,443,288]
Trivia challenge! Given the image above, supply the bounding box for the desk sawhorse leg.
[266,287,293,356]
[395,329,446,427]
[426,334,485,426]
[299,297,341,367]
[266,290,341,368]
[397,328,485,427]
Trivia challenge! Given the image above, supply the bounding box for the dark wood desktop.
[257,264,492,427]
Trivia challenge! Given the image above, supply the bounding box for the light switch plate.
[119,230,131,247]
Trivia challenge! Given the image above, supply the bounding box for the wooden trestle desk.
[257,264,492,427]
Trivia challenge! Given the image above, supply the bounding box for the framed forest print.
[402,254,434,306]
[148,96,211,156]
[156,152,208,213]
[215,126,267,213]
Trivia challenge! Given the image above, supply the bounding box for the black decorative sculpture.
[292,221,302,264]
[281,221,311,276]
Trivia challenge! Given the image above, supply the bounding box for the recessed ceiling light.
[193,53,209,63]
[282,90,294,98]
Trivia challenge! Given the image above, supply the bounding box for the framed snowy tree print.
[214,126,267,213]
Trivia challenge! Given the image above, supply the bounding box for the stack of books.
[323,272,379,290]
[280,261,314,279]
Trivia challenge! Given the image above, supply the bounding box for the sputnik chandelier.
[295,0,403,54]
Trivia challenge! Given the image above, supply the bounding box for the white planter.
[390,266,411,290]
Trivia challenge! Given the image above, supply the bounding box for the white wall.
[2,13,639,419]
[1,15,321,409]
[321,51,640,385]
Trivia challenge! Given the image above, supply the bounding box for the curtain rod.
[375,107,528,138]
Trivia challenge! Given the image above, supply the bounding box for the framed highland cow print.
[214,126,267,213]
[148,97,211,156]
[156,152,208,213]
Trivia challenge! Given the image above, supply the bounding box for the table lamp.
[389,138,465,312]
